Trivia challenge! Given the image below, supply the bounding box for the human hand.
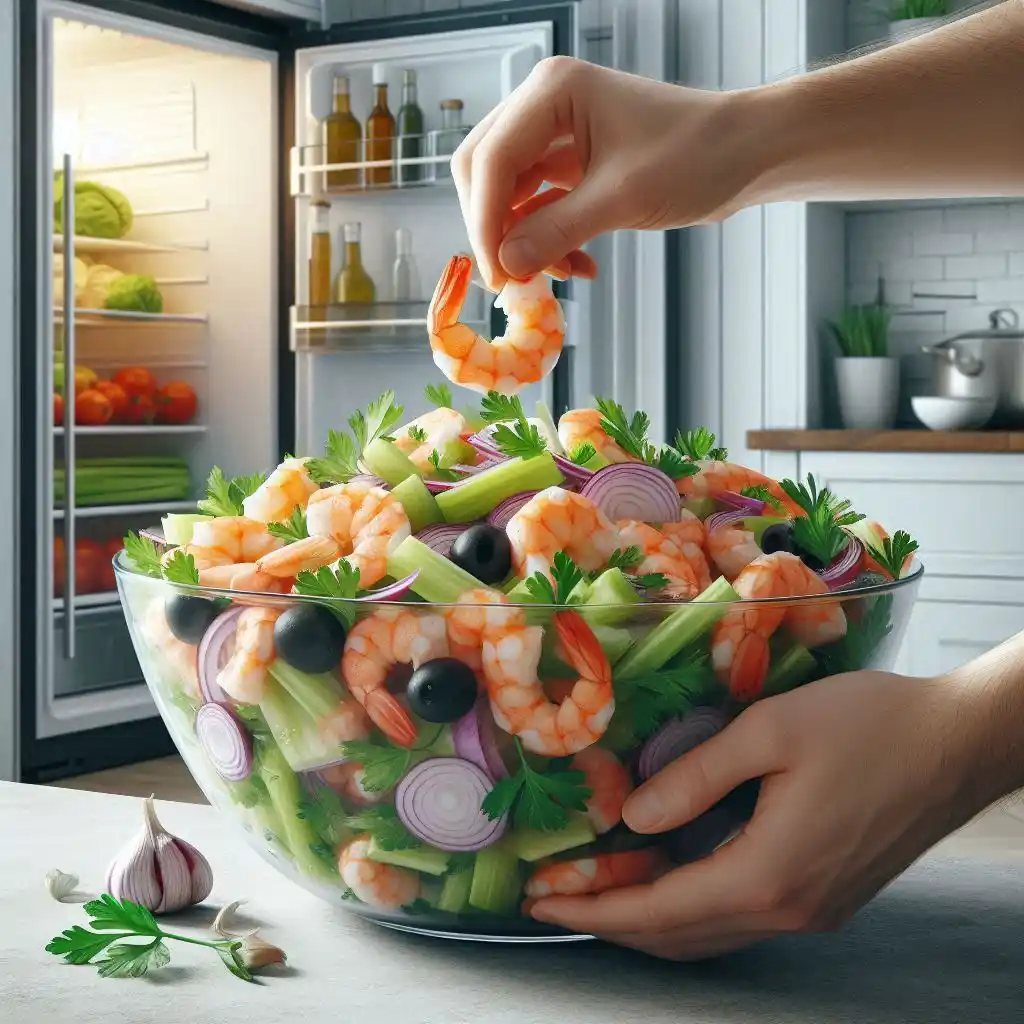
[529,670,994,961]
[452,57,761,290]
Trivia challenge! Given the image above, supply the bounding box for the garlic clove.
[212,900,248,939]
[45,868,79,902]
[238,931,287,970]
[177,837,214,905]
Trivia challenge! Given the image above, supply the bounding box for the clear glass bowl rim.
[113,551,924,610]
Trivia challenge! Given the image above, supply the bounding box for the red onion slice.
[349,473,389,489]
[139,525,170,551]
[415,524,468,558]
[466,426,504,459]
[486,491,538,531]
[197,606,244,703]
[551,454,595,488]
[580,464,681,523]
[452,698,509,781]
[819,537,863,589]
[196,701,253,781]
[424,478,460,494]
[356,571,421,602]
[715,490,765,515]
[638,707,729,782]
[394,756,507,852]
[704,508,754,534]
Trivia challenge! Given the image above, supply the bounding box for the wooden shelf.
[747,429,1024,453]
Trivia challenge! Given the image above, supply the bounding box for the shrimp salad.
[118,381,921,933]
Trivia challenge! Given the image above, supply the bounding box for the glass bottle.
[308,197,332,309]
[397,69,424,186]
[392,228,420,302]
[430,99,470,181]
[324,74,362,191]
[335,222,376,304]
[366,64,396,187]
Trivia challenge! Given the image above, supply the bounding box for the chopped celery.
[511,813,595,862]
[259,672,345,772]
[362,437,418,487]
[161,513,208,546]
[581,450,610,471]
[533,400,565,455]
[391,474,443,532]
[436,868,473,914]
[582,568,639,627]
[269,660,346,722]
[566,578,592,605]
[683,497,716,520]
[367,838,450,876]
[435,454,563,523]
[762,640,817,697]
[741,515,789,545]
[591,624,634,666]
[616,576,738,679]
[468,838,522,914]
[387,535,490,604]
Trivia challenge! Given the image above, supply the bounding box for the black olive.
[759,522,797,556]
[406,657,478,723]
[273,604,347,675]
[164,594,219,645]
[449,524,512,584]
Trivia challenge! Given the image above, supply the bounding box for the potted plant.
[827,304,900,430]
[887,0,949,43]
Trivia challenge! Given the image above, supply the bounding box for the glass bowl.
[115,553,922,943]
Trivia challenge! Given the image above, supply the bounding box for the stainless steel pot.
[921,309,1024,426]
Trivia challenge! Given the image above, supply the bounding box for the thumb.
[623,712,773,834]
[498,179,613,279]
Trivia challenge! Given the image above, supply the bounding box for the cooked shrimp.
[341,606,449,747]
[393,407,469,474]
[241,457,319,525]
[710,552,846,700]
[706,522,763,582]
[257,481,410,589]
[198,562,295,595]
[254,535,343,578]
[615,520,700,600]
[483,607,614,757]
[338,836,420,910]
[427,254,565,395]
[660,511,714,590]
[139,600,200,700]
[320,762,384,807]
[860,521,913,579]
[506,487,619,580]
[571,746,633,835]
[319,695,372,747]
[676,461,802,518]
[218,606,280,704]
[524,848,667,899]
[556,408,636,464]
[445,587,522,676]
[182,516,284,571]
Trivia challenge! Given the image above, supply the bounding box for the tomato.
[113,366,157,400]
[53,536,65,597]
[155,381,198,425]
[75,388,114,426]
[94,380,130,422]
[124,393,157,425]
[74,538,107,595]
[53,392,64,427]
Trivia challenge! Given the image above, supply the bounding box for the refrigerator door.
[287,3,579,455]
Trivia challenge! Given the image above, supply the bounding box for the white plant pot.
[835,357,900,430]
[888,17,945,43]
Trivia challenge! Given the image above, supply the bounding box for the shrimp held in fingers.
[427,253,565,396]
[525,848,667,899]
[339,836,420,910]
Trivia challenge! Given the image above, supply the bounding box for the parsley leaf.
[481,738,591,832]
[349,390,404,450]
[479,392,524,424]
[97,939,171,979]
[780,474,865,567]
[298,786,348,846]
[428,447,461,481]
[567,441,597,466]
[407,425,428,443]
[425,382,454,409]
[653,446,698,480]
[614,648,719,740]
[740,484,783,512]
[589,548,668,593]
[196,467,266,518]
[307,429,360,485]
[293,563,361,628]
[84,894,161,934]
[674,427,729,463]
[338,740,412,792]
[123,531,163,578]
[345,805,422,850]
[267,507,309,543]
[524,551,586,605]
[490,418,548,460]
[604,546,642,573]
[866,530,919,581]
[162,550,200,586]
[46,925,122,965]
[595,397,696,480]
[816,594,894,677]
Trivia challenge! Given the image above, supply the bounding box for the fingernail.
[528,901,554,922]
[624,789,664,832]
[500,236,540,276]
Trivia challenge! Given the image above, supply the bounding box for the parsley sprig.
[524,551,586,605]
[425,382,454,409]
[674,426,729,463]
[307,429,360,485]
[308,391,404,484]
[866,530,919,581]
[567,441,597,466]
[739,484,783,512]
[479,392,523,424]
[293,562,362,628]
[163,549,200,586]
[407,425,428,443]
[817,594,894,677]
[481,738,591,832]
[345,805,422,850]
[780,474,865,567]
[428,447,461,481]
[615,648,719,739]
[46,894,253,982]
[595,397,697,480]
[480,392,547,460]
[349,390,404,450]
[197,467,267,518]
[267,507,309,543]
[339,740,412,793]
[601,546,669,592]
[123,531,164,578]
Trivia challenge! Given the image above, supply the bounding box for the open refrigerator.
[14,0,670,782]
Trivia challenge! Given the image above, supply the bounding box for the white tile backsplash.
[945,253,1008,280]
[913,232,973,257]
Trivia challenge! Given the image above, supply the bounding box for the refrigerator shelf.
[292,145,457,198]
[54,424,207,436]
[53,500,198,520]
[54,236,208,255]
[52,592,120,613]
[54,308,208,325]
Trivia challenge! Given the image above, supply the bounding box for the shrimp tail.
[363,688,419,749]
[428,254,472,337]
[554,610,611,684]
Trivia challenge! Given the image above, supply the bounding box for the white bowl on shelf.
[911,396,997,431]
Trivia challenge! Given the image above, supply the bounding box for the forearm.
[730,0,1024,206]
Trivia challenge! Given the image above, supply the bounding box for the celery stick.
[269,661,346,722]
[436,868,473,914]
[362,437,418,487]
[391,474,443,532]
[468,838,522,914]
[387,535,490,604]
[582,568,639,627]
[435,454,563,523]
[762,640,817,697]
[260,674,346,772]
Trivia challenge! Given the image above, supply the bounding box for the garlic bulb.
[105,795,213,914]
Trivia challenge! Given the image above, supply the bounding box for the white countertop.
[2,781,1023,1024]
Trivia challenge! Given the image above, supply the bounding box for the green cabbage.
[54,175,134,239]
[105,274,164,314]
